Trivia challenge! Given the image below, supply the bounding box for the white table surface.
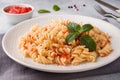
[1,0,120,80]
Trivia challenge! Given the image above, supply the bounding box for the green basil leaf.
[79,24,93,33]
[38,9,50,13]
[67,22,81,33]
[66,33,79,44]
[53,5,60,11]
[80,35,96,51]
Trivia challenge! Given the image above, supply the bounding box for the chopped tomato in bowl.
[5,5,32,14]
[2,4,34,24]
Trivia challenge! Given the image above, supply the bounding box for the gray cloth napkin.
[0,34,120,80]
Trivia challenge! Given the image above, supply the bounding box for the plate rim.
[2,14,120,73]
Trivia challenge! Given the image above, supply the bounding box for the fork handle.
[116,18,120,23]
[116,9,120,14]
[104,13,120,23]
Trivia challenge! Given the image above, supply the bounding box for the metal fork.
[94,5,120,23]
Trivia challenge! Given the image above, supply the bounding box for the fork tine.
[94,5,107,15]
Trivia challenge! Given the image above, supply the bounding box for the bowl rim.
[2,4,34,15]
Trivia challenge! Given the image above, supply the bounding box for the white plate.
[2,15,120,73]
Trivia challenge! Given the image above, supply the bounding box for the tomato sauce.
[5,5,32,14]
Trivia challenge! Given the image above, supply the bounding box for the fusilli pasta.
[18,20,113,65]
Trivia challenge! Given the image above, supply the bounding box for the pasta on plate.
[18,20,113,65]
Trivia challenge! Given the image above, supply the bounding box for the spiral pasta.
[18,20,113,65]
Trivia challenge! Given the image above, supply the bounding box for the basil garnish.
[67,22,81,33]
[65,22,96,51]
[38,9,50,13]
[65,32,79,44]
[53,5,60,11]
[79,24,93,33]
[80,35,96,51]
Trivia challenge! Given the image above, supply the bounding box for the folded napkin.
[0,34,120,80]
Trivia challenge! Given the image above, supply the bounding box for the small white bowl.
[2,4,34,24]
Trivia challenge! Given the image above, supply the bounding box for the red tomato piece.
[52,46,57,53]
[7,5,32,14]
